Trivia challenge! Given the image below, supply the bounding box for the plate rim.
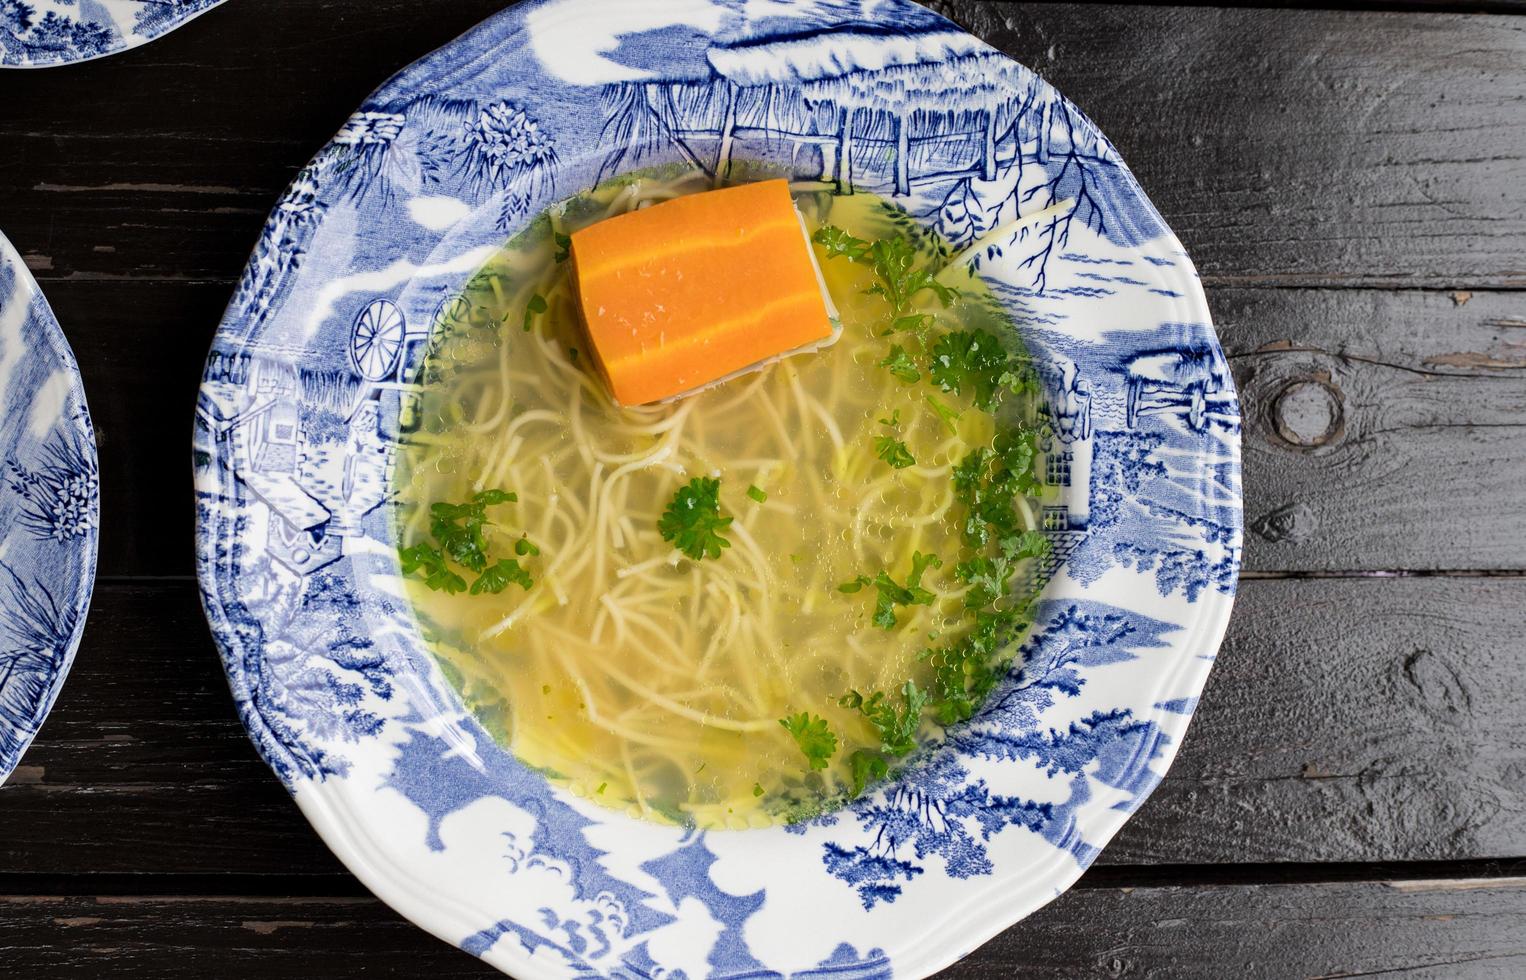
[0,229,100,785]
[0,0,230,70]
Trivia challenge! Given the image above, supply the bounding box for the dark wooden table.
[3,1,1525,976]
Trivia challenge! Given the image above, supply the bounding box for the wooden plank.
[1220,287,1526,573]
[0,3,1521,287]
[2,877,1525,978]
[4,576,1522,876]
[933,2,1526,288]
[41,279,1526,578]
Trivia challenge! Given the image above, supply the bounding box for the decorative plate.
[0,0,228,68]
[0,231,99,784]
[193,1,1242,976]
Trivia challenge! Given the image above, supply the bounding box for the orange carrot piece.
[571,179,833,406]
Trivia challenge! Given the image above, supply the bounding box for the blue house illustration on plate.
[198,298,431,575]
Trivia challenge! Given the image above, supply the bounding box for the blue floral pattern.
[194,2,1241,977]
[0,0,226,68]
[0,231,99,782]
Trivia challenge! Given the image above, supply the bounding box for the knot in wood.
[1273,379,1344,448]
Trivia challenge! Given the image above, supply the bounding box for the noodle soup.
[394,169,1050,828]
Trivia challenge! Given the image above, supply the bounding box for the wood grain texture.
[4,878,1526,979]
[1221,287,1526,572]
[0,3,1521,288]
[5,576,1523,877]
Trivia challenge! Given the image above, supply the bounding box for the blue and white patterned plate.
[194,1,1242,975]
[0,0,227,68]
[0,231,98,784]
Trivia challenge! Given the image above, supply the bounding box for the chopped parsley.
[930,329,1019,411]
[659,477,733,561]
[523,293,548,332]
[848,749,890,796]
[878,344,921,384]
[779,712,837,770]
[812,226,956,314]
[399,542,467,595]
[873,411,916,469]
[752,782,766,798]
[892,313,936,346]
[840,680,929,758]
[747,484,768,503]
[554,232,573,263]
[470,558,536,596]
[925,394,963,434]
[840,551,942,629]
[403,489,535,594]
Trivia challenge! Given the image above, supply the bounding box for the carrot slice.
[571,179,834,406]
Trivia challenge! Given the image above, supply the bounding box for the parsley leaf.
[840,552,942,629]
[923,608,1030,725]
[925,394,963,434]
[864,238,956,314]
[400,543,469,595]
[554,232,573,264]
[873,410,916,469]
[471,558,535,595]
[659,477,733,561]
[878,344,921,384]
[812,226,871,260]
[930,329,1013,410]
[813,227,955,314]
[404,489,529,594]
[892,313,936,346]
[839,680,928,757]
[523,293,548,332]
[848,749,889,796]
[514,535,540,557]
[429,490,518,573]
[747,484,768,503]
[780,712,838,770]
[875,436,916,469]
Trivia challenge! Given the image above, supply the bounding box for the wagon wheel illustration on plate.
[350,299,407,381]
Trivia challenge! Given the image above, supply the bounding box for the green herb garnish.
[930,329,1015,411]
[848,749,890,796]
[840,680,929,758]
[403,489,534,594]
[878,344,921,384]
[747,485,768,504]
[925,394,963,434]
[752,783,765,798]
[554,232,573,264]
[873,410,916,469]
[813,226,956,314]
[470,558,535,596]
[812,226,871,261]
[400,542,468,595]
[523,293,548,332]
[780,712,837,770]
[659,477,733,561]
[840,551,942,629]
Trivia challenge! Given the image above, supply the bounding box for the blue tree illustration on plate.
[133,0,221,38]
[0,1,113,64]
[207,548,396,782]
[1069,428,1240,601]
[0,562,77,772]
[811,600,1176,909]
